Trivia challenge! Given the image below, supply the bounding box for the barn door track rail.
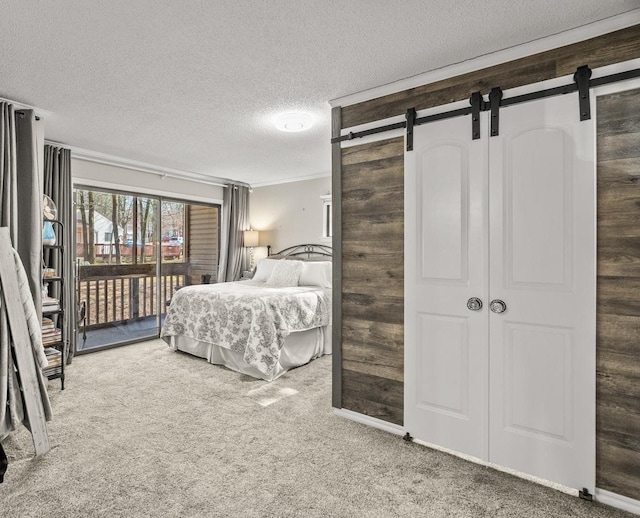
[331,65,640,148]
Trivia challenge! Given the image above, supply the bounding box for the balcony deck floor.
[76,315,166,352]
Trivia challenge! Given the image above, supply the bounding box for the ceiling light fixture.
[274,112,314,132]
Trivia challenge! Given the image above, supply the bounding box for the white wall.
[71,158,224,204]
[250,176,331,259]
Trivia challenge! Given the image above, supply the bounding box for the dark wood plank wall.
[334,21,640,451]
[596,87,640,501]
[340,137,404,425]
[341,25,640,129]
[186,205,219,285]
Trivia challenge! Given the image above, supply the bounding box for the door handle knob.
[467,297,483,311]
[490,299,507,314]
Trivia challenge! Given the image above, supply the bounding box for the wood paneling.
[596,87,640,500]
[342,369,404,424]
[340,137,404,425]
[342,319,404,382]
[341,25,640,129]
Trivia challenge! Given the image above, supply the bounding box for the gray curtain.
[43,145,74,362]
[0,103,42,314]
[0,103,18,241]
[217,184,249,282]
[0,103,44,438]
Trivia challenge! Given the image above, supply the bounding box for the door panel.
[507,128,572,288]
[489,93,595,491]
[419,143,468,282]
[405,114,489,459]
[416,314,469,417]
[503,323,573,441]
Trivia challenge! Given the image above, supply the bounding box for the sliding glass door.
[75,186,220,352]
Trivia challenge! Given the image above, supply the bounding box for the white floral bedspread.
[160,281,331,376]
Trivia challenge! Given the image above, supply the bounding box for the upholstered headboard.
[267,244,332,260]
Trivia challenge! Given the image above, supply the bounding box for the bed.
[160,244,332,381]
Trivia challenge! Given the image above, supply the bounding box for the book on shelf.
[41,316,55,329]
[42,295,60,311]
[40,317,60,338]
[42,332,62,345]
[43,366,62,376]
[43,348,62,368]
[44,357,62,369]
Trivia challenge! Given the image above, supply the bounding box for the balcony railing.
[76,243,183,262]
[77,262,189,330]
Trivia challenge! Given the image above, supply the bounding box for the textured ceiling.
[0,1,638,186]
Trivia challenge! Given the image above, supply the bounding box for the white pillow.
[266,260,303,287]
[252,258,280,282]
[299,261,332,288]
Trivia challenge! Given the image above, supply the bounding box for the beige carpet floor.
[1,339,634,518]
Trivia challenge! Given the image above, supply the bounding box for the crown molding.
[329,9,640,108]
[47,142,249,189]
[250,171,331,188]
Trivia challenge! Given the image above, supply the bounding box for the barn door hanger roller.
[467,87,502,140]
[574,65,592,121]
[470,91,484,141]
[405,108,416,151]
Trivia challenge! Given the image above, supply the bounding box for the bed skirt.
[165,325,332,381]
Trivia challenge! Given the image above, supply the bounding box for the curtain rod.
[69,153,235,189]
[14,109,40,121]
[46,143,253,189]
[44,139,252,189]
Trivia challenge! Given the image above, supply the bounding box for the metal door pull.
[467,297,483,311]
[490,299,507,313]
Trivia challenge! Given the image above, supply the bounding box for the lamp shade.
[243,230,259,247]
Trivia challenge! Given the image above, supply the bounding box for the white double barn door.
[404,93,595,491]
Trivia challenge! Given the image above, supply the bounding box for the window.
[74,185,220,352]
[321,194,332,239]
